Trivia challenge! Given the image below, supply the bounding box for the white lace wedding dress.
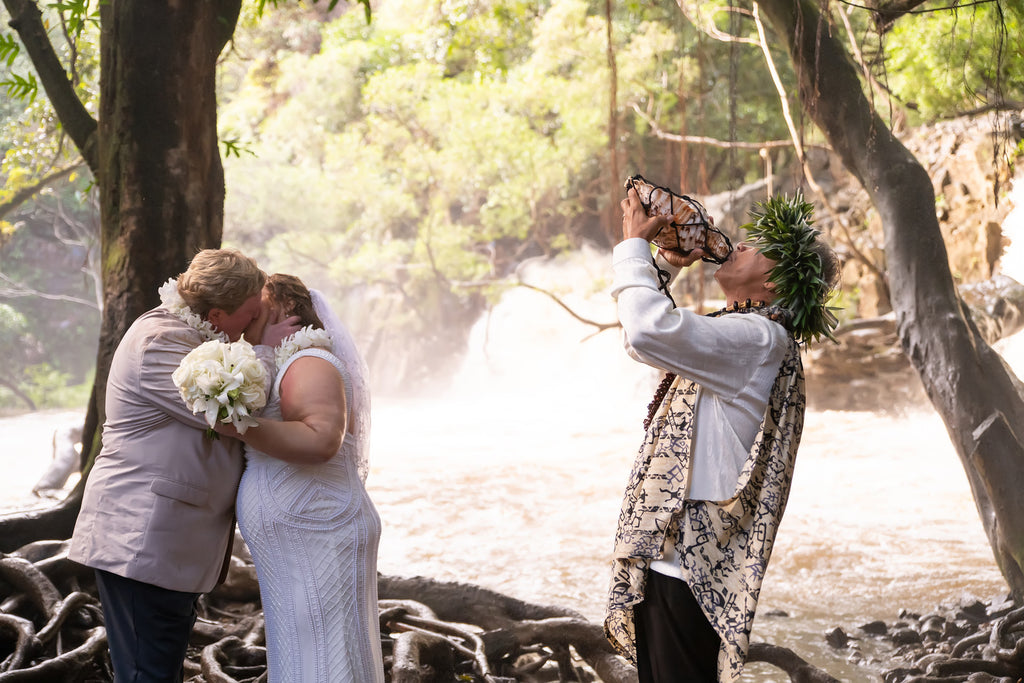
[237,346,384,683]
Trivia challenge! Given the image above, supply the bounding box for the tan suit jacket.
[69,308,274,593]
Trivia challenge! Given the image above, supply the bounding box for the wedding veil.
[311,289,371,482]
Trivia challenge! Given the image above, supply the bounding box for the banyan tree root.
[747,642,842,682]
[200,635,268,683]
[0,535,848,683]
[0,557,62,621]
[0,613,37,673]
[0,626,106,683]
[390,630,459,683]
[0,547,106,682]
[379,574,627,682]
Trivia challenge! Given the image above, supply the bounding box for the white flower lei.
[275,325,333,368]
[158,278,226,342]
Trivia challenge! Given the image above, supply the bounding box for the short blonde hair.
[177,249,266,317]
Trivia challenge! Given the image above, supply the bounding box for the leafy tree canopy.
[883,0,1023,121]
[2,0,1022,392]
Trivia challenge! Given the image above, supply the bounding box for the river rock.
[825,626,851,648]
[919,615,946,641]
[958,600,990,621]
[891,628,923,646]
[860,619,889,636]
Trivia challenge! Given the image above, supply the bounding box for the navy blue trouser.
[94,569,200,683]
[634,571,722,683]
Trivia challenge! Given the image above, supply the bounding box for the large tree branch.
[674,0,759,46]
[0,163,82,219]
[866,0,932,31]
[516,281,620,334]
[212,0,242,53]
[757,0,1024,598]
[751,2,889,293]
[0,272,101,309]
[630,103,809,151]
[3,0,98,174]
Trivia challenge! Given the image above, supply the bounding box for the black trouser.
[94,569,200,683]
[634,571,722,683]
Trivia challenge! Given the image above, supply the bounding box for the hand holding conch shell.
[622,175,733,264]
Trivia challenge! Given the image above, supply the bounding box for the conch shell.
[624,175,733,264]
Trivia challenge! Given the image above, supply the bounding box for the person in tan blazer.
[69,249,299,683]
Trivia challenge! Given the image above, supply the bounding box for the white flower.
[172,339,268,436]
[274,325,332,367]
[159,277,225,342]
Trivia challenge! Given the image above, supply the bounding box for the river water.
[3,186,1022,681]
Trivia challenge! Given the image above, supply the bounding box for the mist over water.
[2,186,1022,681]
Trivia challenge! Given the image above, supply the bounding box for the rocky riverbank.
[824,593,1024,682]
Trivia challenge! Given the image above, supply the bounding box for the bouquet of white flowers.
[172,339,268,438]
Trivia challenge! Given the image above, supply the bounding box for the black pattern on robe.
[605,311,804,683]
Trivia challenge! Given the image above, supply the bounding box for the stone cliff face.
[800,111,1023,411]
[846,114,1016,318]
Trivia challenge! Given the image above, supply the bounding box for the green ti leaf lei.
[741,193,839,344]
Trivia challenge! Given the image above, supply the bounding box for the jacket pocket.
[150,477,209,507]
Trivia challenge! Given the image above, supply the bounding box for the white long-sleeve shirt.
[611,238,789,577]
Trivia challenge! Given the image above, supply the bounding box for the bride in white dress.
[232,274,384,683]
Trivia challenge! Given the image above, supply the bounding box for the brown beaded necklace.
[641,298,773,431]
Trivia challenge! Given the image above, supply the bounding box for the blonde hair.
[177,249,266,317]
[265,273,324,329]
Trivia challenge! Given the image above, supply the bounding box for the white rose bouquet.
[172,339,268,438]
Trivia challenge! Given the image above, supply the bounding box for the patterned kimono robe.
[605,316,805,683]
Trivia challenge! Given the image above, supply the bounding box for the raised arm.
[228,356,348,464]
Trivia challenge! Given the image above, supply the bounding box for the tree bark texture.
[756,0,1024,597]
[88,0,242,455]
[0,543,857,683]
[94,0,241,422]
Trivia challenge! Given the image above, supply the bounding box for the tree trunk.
[0,0,242,549]
[93,0,241,422]
[756,0,1024,597]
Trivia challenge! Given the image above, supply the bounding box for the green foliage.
[0,0,1012,391]
[228,2,579,251]
[49,0,102,38]
[1,4,99,218]
[20,363,92,409]
[433,0,541,77]
[0,169,101,406]
[255,0,372,24]
[1,71,38,102]
[0,302,29,350]
[0,304,44,409]
[220,136,256,158]
[214,0,825,381]
[0,33,20,68]
[884,0,1024,121]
